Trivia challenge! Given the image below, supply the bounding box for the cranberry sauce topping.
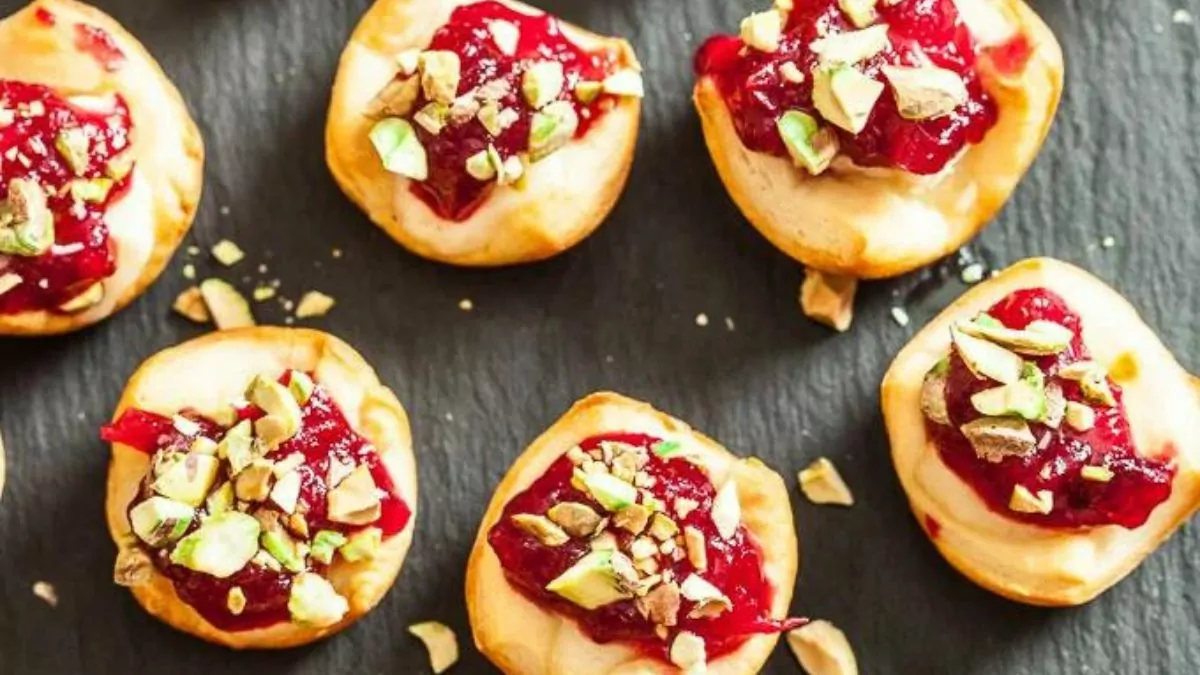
[927,288,1174,529]
[102,372,411,631]
[0,80,134,314]
[695,0,999,174]
[374,0,627,220]
[487,433,799,663]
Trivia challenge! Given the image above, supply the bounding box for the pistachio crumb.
[890,306,910,327]
[740,10,784,52]
[1101,235,1116,249]
[295,291,335,319]
[252,286,277,302]
[1009,484,1054,515]
[458,298,473,311]
[211,239,245,267]
[408,621,459,674]
[787,620,858,675]
[695,313,709,327]
[1081,465,1114,483]
[960,263,984,284]
[800,269,857,332]
[32,581,58,607]
[798,458,855,506]
[172,287,210,324]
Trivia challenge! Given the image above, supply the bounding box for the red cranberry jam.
[925,288,1174,529]
[0,80,134,314]
[372,0,630,220]
[102,372,411,631]
[695,0,1003,174]
[488,433,800,663]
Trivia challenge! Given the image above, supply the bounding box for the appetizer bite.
[103,328,417,648]
[327,0,643,267]
[694,0,1062,279]
[882,258,1200,606]
[0,0,203,334]
[466,392,801,674]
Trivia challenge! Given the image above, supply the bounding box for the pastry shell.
[104,327,418,648]
[882,258,1200,606]
[693,0,1063,279]
[0,0,203,335]
[465,391,799,674]
[326,0,641,267]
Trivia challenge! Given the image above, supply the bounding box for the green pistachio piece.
[651,440,683,458]
[920,367,950,425]
[206,481,234,515]
[339,527,383,562]
[1009,484,1054,514]
[169,512,261,578]
[198,278,256,330]
[1065,401,1096,431]
[882,64,969,121]
[418,50,462,104]
[545,549,638,609]
[152,453,221,507]
[55,128,90,175]
[0,273,22,297]
[521,60,565,109]
[776,110,839,175]
[838,0,878,28]
[69,177,113,203]
[288,371,315,406]
[812,66,884,134]
[810,24,890,65]
[104,151,134,181]
[310,530,348,565]
[247,375,304,450]
[957,316,1074,355]
[0,178,54,257]
[369,118,428,180]
[262,529,307,573]
[57,282,104,313]
[129,496,194,548]
[574,80,603,103]
[601,69,644,98]
[217,420,255,475]
[288,572,348,627]
[950,325,1023,384]
[960,416,1037,463]
[739,10,783,52]
[465,146,501,182]
[528,101,579,162]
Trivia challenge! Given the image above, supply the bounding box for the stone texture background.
[0,0,1197,673]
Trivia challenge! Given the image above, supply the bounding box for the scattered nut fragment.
[547,502,603,537]
[32,581,58,607]
[1064,401,1096,431]
[1009,484,1054,515]
[669,631,707,672]
[511,514,570,546]
[295,291,335,319]
[711,479,741,540]
[199,278,255,329]
[113,547,153,587]
[800,270,857,332]
[408,621,459,674]
[960,417,1036,462]
[740,10,783,52]
[798,458,854,506]
[787,620,859,675]
[636,580,681,626]
[683,526,708,571]
[172,286,210,323]
[211,239,245,267]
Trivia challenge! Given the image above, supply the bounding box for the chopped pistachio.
[104,151,134,181]
[369,118,428,180]
[413,101,450,135]
[601,69,645,98]
[1009,484,1054,514]
[522,60,565,109]
[234,460,275,502]
[675,497,700,519]
[779,61,806,83]
[227,587,247,615]
[810,24,890,64]
[800,268,857,329]
[950,325,1023,384]
[170,286,210,323]
[1081,465,1114,483]
[113,547,153,587]
[310,530,348,565]
[449,94,482,124]
[920,367,950,425]
[365,76,421,119]
[882,64,969,121]
[32,581,58,607]
[296,291,336,319]
[684,526,708,571]
[217,420,255,474]
[711,479,741,540]
[498,154,525,186]
[0,178,54,257]
[409,622,460,674]
[340,527,383,562]
[288,371,315,405]
[647,512,679,541]
[838,0,878,27]
[0,273,21,297]
[465,147,499,181]
[961,416,1037,462]
[636,581,681,626]
[740,10,784,52]
[69,177,113,203]
[199,279,255,329]
[669,631,707,672]
[487,19,520,56]
[512,513,570,546]
[798,458,855,506]
[787,620,859,675]
[418,51,462,104]
[546,502,603,537]
[55,128,90,175]
[1064,401,1096,431]
[206,481,234,515]
[57,282,104,313]
[327,464,382,525]
[613,503,652,535]
[396,49,421,77]
[574,80,603,103]
[247,375,303,449]
[529,101,579,162]
[328,457,355,488]
[269,471,302,514]
[812,66,884,134]
[1042,383,1066,428]
[957,316,1073,355]
[288,572,348,627]
[777,110,840,176]
[211,239,245,267]
[680,574,732,618]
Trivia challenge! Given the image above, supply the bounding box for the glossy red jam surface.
[695,0,999,174]
[929,288,1175,529]
[75,24,126,72]
[0,81,133,314]
[101,373,411,631]
[400,0,621,220]
[488,433,799,660]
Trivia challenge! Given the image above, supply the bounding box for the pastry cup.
[326,0,641,267]
[465,392,798,675]
[104,327,418,648]
[0,0,203,335]
[694,0,1063,279]
[882,258,1200,606]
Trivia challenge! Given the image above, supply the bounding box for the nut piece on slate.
[800,269,858,332]
[787,619,859,675]
[798,458,855,507]
[408,621,459,674]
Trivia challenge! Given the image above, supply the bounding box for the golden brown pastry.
[0,0,203,335]
[694,0,1062,279]
[882,258,1200,606]
[326,0,642,266]
[466,392,800,674]
[103,328,417,648]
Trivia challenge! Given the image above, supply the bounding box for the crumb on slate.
[32,581,58,607]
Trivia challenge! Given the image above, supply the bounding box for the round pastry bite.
[0,0,203,335]
[882,258,1200,606]
[102,328,417,648]
[466,392,801,675]
[693,0,1063,279]
[326,0,642,267]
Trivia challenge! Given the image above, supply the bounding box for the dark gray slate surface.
[1,0,1198,673]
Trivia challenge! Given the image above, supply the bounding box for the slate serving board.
[1,0,1198,673]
